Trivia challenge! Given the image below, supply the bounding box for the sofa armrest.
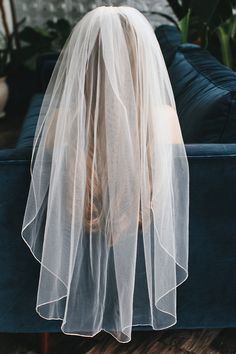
[0,147,32,239]
[0,148,40,330]
[177,143,236,327]
[0,147,32,259]
[185,143,236,157]
[0,147,32,162]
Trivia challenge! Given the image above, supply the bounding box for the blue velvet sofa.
[0,24,236,333]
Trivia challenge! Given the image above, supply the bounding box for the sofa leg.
[41,333,50,354]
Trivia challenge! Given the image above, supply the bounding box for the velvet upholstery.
[16,94,44,149]
[0,38,236,333]
[155,25,236,144]
[154,24,181,67]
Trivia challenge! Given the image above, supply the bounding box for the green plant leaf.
[216,24,233,68]
[179,8,191,42]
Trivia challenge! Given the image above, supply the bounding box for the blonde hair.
[83,13,153,234]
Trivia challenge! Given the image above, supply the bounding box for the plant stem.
[9,0,21,50]
[179,8,191,43]
[0,0,10,40]
[216,26,233,69]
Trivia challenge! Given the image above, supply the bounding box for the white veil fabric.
[21,5,189,343]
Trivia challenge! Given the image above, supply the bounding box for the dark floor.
[0,328,236,354]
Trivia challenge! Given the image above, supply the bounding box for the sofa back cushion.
[17,31,236,147]
[155,25,236,143]
[36,52,59,92]
[154,24,181,67]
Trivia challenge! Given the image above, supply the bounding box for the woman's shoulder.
[161,105,183,144]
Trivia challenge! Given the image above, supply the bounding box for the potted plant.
[17,18,72,71]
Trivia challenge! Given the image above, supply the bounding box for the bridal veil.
[21,5,189,343]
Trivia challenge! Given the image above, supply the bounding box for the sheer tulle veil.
[21,5,190,343]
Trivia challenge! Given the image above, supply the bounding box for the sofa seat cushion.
[16,93,44,149]
[155,25,236,144]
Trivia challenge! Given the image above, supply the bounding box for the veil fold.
[21,5,189,343]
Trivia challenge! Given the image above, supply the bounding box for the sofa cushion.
[18,31,236,146]
[16,93,44,149]
[154,24,181,67]
[155,25,236,144]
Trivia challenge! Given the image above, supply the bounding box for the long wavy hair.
[83,13,153,234]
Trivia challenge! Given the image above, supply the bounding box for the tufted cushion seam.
[179,46,236,94]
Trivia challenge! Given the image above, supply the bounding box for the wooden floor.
[0,328,236,354]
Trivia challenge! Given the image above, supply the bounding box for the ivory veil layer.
[21,5,189,343]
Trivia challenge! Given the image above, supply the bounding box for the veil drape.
[21,5,189,343]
